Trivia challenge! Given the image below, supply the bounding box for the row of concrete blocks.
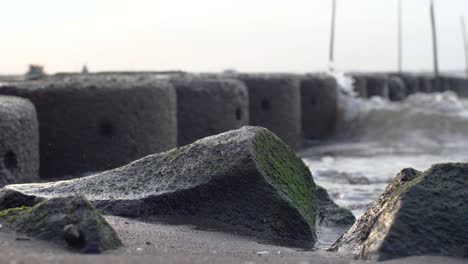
[0,73,338,184]
[349,73,468,100]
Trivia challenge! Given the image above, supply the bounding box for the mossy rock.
[0,195,122,253]
[329,164,468,261]
[0,126,317,246]
[316,185,355,227]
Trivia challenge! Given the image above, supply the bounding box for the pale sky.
[1,0,468,74]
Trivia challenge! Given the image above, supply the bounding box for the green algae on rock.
[0,127,317,246]
[0,195,122,253]
[329,164,468,261]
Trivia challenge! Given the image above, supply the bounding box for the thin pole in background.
[461,16,468,78]
[398,0,403,72]
[329,0,337,72]
[430,0,439,77]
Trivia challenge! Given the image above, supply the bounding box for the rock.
[0,96,39,186]
[316,185,355,228]
[238,75,302,149]
[329,164,468,261]
[0,126,317,245]
[300,75,338,140]
[0,75,177,179]
[315,185,356,227]
[170,77,249,146]
[0,195,122,253]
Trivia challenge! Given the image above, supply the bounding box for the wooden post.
[329,0,337,72]
[430,0,439,77]
[398,0,403,73]
[461,16,468,78]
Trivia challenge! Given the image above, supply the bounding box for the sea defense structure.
[170,77,249,146]
[237,75,302,149]
[329,164,468,261]
[300,74,338,140]
[0,96,39,186]
[444,76,468,97]
[365,75,390,99]
[349,74,368,98]
[387,76,406,101]
[418,75,433,93]
[396,74,420,95]
[0,75,177,179]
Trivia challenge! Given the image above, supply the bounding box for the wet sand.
[0,216,465,264]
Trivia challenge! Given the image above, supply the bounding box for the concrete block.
[300,75,338,140]
[0,75,177,178]
[387,76,407,101]
[0,96,39,186]
[365,75,390,99]
[238,75,302,149]
[170,77,249,146]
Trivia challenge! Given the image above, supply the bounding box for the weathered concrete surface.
[350,74,368,98]
[366,76,390,99]
[387,76,406,101]
[329,164,468,261]
[300,75,338,140]
[171,77,249,146]
[238,75,302,149]
[0,126,317,245]
[0,75,177,178]
[0,96,39,186]
[0,195,122,253]
[417,76,433,93]
[396,74,420,95]
[444,77,468,97]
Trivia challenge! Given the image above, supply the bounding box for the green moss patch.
[252,130,316,229]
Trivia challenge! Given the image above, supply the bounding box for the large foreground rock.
[0,195,122,253]
[329,164,468,261]
[0,127,317,245]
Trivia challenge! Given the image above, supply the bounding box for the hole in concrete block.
[235,107,243,120]
[99,120,115,138]
[4,150,18,172]
[310,96,317,106]
[261,99,271,112]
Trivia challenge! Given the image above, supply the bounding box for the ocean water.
[301,73,468,218]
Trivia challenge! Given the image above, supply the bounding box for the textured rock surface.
[171,77,249,146]
[329,164,468,261]
[300,75,338,140]
[0,96,39,186]
[0,75,177,178]
[0,195,122,253]
[238,75,302,149]
[0,127,317,245]
[316,186,355,228]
